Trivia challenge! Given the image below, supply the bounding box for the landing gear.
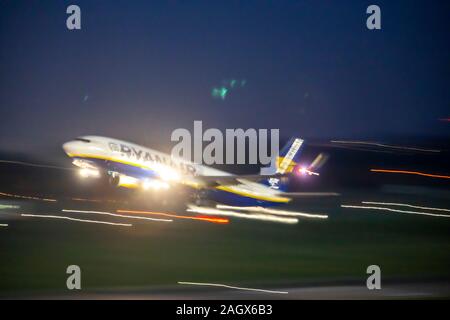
[108,172,120,187]
[193,190,214,207]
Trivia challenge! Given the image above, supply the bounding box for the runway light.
[0,159,73,170]
[330,140,441,153]
[71,197,129,205]
[62,209,173,222]
[193,215,229,224]
[341,204,450,218]
[370,169,450,180]
[187,205,299,224]
[21,214,133,226]
[71,198,102,203]
[79,168,100,178]
[178,281,288,294]
[216,205,328,219]
[0,204,20,210]
[0,191,57,202]
[117,209,229,224]
[361,201,450,213]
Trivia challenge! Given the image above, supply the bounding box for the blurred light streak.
[71,198,102,203]
[216,204,328,219]
[70,198,128,205]
[361,201,450,213]
[439,118,450,122]
[308,152,329,171]
[0,159,74,170]
[191,215,229,224]
[62,209,173,222]
[330,141,440,153]
[0,191,57,202]
[117,209,229,224]
[21,214,133,226]
[0,223,8,227]
[187,205,298,224]
[0,204,20,209]
[341,205,450,218]
[178,281,288,294]
[370,169,450,179]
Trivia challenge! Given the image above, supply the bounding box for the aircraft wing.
[185,173,288,188]
[283,192,340,197]
[192,151,329,187]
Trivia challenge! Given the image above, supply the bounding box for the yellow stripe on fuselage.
[216,186,291,203]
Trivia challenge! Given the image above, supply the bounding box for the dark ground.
[0,139,449,299]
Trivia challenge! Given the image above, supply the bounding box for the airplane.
[62,136,329,207]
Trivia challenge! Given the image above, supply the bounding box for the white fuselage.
[62,136,289,206]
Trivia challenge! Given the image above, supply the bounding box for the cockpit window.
[75,138,91,143]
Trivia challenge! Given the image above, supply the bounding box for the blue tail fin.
[262,137,305,191]
[276,137,305,174]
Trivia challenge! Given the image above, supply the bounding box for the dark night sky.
[0,0,449,157]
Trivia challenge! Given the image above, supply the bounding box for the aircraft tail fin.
[275,137,305,174]
[261,138,329,191]
[261,137,305,191]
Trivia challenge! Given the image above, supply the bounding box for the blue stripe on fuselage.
[205,189,284,207]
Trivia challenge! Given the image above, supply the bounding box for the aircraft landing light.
[79,168,100,178]
[142,179,170,191]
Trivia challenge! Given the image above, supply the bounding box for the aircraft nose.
[62,141,77,155]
